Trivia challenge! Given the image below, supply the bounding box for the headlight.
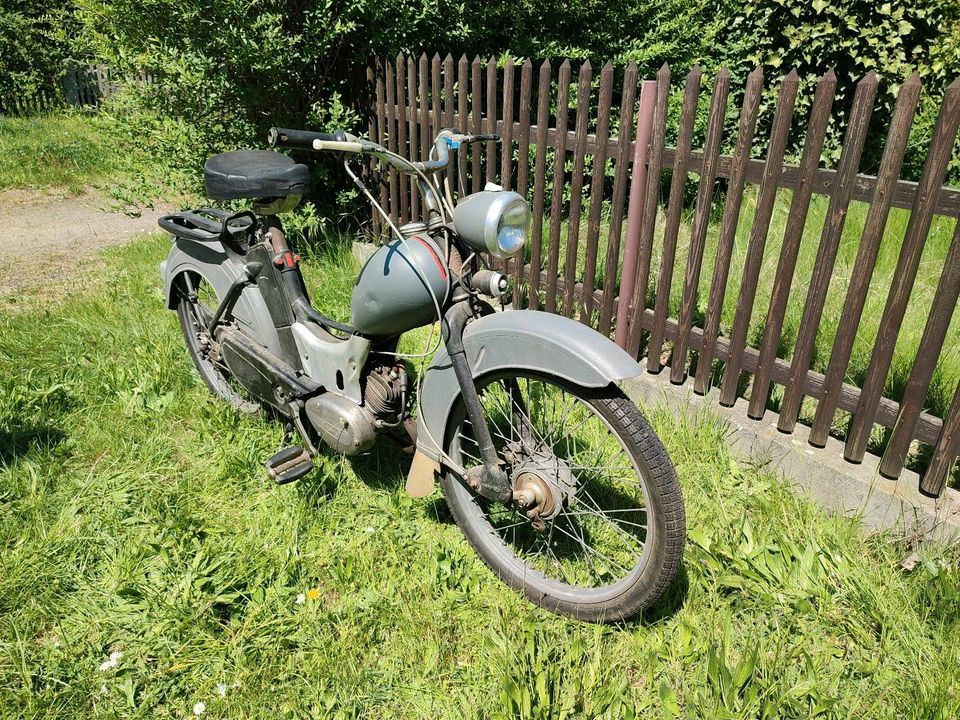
[452,190,529,259]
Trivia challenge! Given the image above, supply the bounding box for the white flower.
[99,683,108,695]
[193,701,206,715]
[295,593,305,605]
[98,650,123,671]
[216,683,228,697]
[364,526,376,534]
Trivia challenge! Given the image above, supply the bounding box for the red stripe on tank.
[413,235,447,280]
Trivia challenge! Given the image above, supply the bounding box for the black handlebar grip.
[267,127,344,149]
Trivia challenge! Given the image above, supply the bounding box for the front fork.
[441,301,515,503]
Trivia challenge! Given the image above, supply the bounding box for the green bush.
[719,0,960,179]
[0,1,73,113]
[69,1,725,152]
[65,0,960,192]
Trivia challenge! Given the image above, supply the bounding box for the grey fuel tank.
[350,234,449,337]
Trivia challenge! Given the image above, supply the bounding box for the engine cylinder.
[350,235,449,337]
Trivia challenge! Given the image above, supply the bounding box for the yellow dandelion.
[306,588,320,601]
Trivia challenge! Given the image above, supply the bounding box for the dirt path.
[0,187,176,298]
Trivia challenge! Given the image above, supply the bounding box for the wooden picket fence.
[0,63,154,116]
[0,88,63,117]
[63,62,154,108]
[365,53,960,498]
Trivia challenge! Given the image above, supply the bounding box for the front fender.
[414,310,642,466]
[160,235,283,357]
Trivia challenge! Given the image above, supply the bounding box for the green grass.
[0,113,128,193]
[529,183,960,480]
[0,112,191,207]
[2,235,959,718]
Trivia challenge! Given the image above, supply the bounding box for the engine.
[304,360,407,456]
[363,361,407,426]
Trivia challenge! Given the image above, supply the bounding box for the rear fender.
[160,235,283,357]
[405,310,642,496]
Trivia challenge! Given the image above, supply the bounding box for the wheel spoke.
[451,372,654,592]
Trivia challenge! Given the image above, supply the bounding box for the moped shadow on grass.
[158,126,686,622]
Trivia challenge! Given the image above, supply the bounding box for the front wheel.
[440,372,685,622]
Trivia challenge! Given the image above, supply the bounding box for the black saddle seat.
[203,150,310,201]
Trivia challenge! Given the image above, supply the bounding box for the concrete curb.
[621,361,960,543]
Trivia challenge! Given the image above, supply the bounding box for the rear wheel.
[174,271,259,413]
[440,372,684,622]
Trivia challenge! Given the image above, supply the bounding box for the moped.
[158,126,685,621]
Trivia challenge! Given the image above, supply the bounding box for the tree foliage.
[6,0,958,183]
[0,0,73,112]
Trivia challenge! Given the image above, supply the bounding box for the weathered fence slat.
[457,55,470,193]
[366,64,378,237]
[529,60,553,311]
[471,57,483,194]
[419,54,430,169]
[881,218,960,477]
[407,56,420,221]
[385,61,399,226]
[777,72,878,432]
[694,67,764,395]
[486,57,498,188]
[672,67,730,383]
[747,69,837,420]
[923,379,960,496]
[443,55,456,193]
[625,65,670,356]
[808,73,921,447]
[647,65,701,372]
[374,63,388,238]
[486,57,505,272]
[545,60,572,314]
[431,54,441,158]
[562,61,594,317]
[599,63,638,336]
[500,58,516,192]
[844,77,960,463]
[395,56,409,224]
[513,59,533,297]
[719,70,799,406]
[580,62,615,324]
[443,55,455,127]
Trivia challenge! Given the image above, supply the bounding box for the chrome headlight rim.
[481,193,529,259]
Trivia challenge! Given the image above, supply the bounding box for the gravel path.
[0,188,176,298]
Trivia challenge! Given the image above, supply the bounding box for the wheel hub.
[511,448,578,529]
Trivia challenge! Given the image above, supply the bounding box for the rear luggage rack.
[159,208,257,246]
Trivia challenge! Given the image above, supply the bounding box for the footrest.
[266,445,313,485]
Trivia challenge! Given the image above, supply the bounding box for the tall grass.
[1,235,958,718]
[0,112,191,207]
[529,185,959,480]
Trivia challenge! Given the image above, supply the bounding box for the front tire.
[440,373,685,622]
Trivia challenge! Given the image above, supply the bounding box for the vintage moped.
[157,126,685,621]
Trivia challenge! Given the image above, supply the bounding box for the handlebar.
[267,127,345,150]
[268,125,501,176]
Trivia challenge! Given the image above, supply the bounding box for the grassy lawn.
[0,114,129,193]
[0,113,188,207]
[2,234,959,718]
